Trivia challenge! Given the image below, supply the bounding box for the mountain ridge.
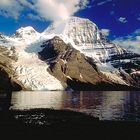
[0,16,139,90]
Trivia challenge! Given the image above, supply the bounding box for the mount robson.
[0,17,140,91]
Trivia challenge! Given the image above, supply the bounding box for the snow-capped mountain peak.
[11,26,41,44]
[15,26,37,35]
[43,16,124,62]
[44,16,97,35]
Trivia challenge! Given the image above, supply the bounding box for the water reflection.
[11,91,64,110]
[10,91,140,121]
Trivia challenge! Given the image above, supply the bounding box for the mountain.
[43,17,140,88]
[0,16,139,91]
[39,36,136,90]
[44,17,125,62]
[12,26,41,44]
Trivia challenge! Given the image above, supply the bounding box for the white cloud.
[27,13,43,21]
[0,0,23,19]
[137,17,140,21]
[110,11,115,15]
[113,29,140,54]
[97,0,112,6]
[101,29,110,36]
[137,14,140,21]
[33,0,88,22]
[118,17,127,23]
[134,29,140,35]
[0,0,89,22]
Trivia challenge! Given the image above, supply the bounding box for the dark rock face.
[39,37,104,88]
[39,36,136,90]
[0,68,22,91]
[0,46,23,91]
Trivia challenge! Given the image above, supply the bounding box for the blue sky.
[77,0,140,39]
[0,0,140,42]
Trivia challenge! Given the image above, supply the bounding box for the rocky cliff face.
[39,36,137,90]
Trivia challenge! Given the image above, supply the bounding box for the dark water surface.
[10,91,140,122]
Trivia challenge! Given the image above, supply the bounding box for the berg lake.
[1,91,140,139]
[10,91,140,122]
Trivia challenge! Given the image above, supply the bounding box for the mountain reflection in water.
[10,91,140,121]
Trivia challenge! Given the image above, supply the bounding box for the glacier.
[0,27,63,90]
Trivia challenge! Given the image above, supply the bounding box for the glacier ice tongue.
[12,45,64,90]
[0,28,64,90]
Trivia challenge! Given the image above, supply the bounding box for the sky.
[0,0,140,52]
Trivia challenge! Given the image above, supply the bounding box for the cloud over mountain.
[0,0,88,22]
[101,29,110,36]
[0,0,23,19]
[113,29,140,54]
[34,0,88,22]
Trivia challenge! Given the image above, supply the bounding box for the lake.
[1,91,140,139]
[10,91,140,122]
